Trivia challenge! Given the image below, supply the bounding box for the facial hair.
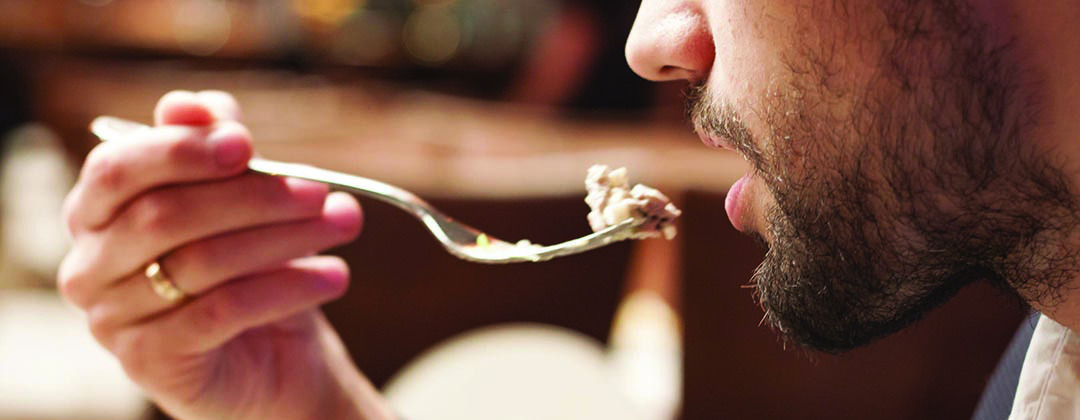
[690,0,1080,353]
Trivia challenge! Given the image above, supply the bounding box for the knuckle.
[190,292,238,333]
[167,244,211,285]
[61,193,82,235]
[86,305,119,345]
[56,255,91,308]
[129,192,179,234]
[56,274,84,306]
[82,147,127,193]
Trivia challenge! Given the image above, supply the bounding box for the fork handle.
[89,116,433,218]
[245,157,430,217]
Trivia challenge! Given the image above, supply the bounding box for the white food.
[471,234,545,261]
[584,165,681,240]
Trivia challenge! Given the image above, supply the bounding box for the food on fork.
[585,165,681,240]
[474,234,543,255]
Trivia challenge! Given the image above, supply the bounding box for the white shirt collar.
[1010,314,1080,419]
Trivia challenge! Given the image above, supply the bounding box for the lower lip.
[725,175,750,232]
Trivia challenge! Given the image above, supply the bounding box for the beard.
[690,1,1080,353]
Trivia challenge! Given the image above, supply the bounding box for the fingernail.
[208,125,251,168]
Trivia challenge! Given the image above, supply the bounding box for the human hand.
[58,91,394,419]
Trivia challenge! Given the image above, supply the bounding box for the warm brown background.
[0,1,1028,418]
[22,60,1026,420]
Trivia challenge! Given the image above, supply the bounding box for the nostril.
[658,65,700,82]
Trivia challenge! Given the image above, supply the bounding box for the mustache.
[685,83,760,163]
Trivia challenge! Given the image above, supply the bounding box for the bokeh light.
[403,6,461,65]
[291,0,363,28]
[172,0,232,56]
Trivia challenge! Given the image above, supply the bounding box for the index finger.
[66,91,251,233]
[65,121,252,232]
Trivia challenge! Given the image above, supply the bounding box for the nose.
[625,1,714,82]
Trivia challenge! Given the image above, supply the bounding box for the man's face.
[627,0,1080,353]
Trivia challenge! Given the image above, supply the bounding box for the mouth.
[693,123,753,232]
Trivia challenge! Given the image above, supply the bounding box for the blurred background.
[0,1,1028,419]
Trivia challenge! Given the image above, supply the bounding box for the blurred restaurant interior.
[0,1,1031,419]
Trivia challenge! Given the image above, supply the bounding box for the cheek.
[704,1,799,139]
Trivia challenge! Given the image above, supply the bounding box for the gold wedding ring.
[145,261,187,303]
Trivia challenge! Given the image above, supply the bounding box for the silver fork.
[90,116,641,263]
